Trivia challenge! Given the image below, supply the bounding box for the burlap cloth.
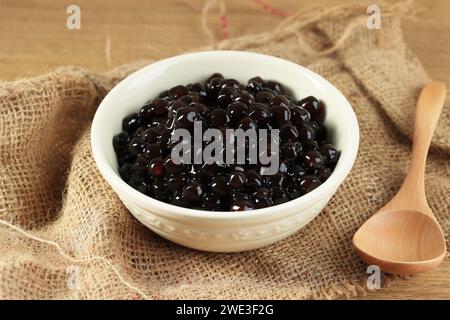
[0,2,449,299]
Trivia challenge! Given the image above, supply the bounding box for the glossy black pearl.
[122,113,140,134]
[118,163,134,182]
[117,153,136,167]
[280,123,299,141]
[157,130,171,156]
[320,143,340,165]
[135,154,150,169]
[315,167,332,182]
[253,187,271,199]
[207,73,224,82]
[290,106,311,126]
[202,192,222,210]
[188,82,205,93]
[271,188,289,205]
[270,95,290,107]
[113,131,130,154]
[302,140,319,152]
[299,175,322,194]
[151,179,167,199]
[141,127,159,144]
[169,85,189,99]
[182,182,203,204]
[234,92,254,106]
[254,91,274,104]
[297,123,316,141]
[206,77,223,97]
[194,164,214,184]
[266,80,286,94]
[208,108,230,128]
[230,200,254,211]
[149,157,165,177]
[246,76,264,94]
[270,104,291,127]
[179,94,197,105]
[127,137,145,156]
[265,173,285,188]
[302,150,324,171]
[211,175,229,197]
[288,164,306,187]
[192,102,209,117]
[245,169,262,193]
[229,170,246,190]
[285,185,302,200]
[174,107,199,131]
[227,102,248,125]
[139,98,168,122]
[172,193,189,208]
[142,143,162,160]
[217,86,236,108]
[298,96,326,125]
[253,197,271,209]
[170,98,188,110]
[280,141,300,161]
[248,103,270,128]
[167,175,184,192]
[164,157,183,175]
[128,178,148,194]
[220,78,240,90]
[237,117,257,131]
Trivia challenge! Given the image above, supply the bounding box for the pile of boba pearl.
[113,73,340,211]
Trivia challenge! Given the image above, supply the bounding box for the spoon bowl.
[353,81,447,275]
[353,209,446,275]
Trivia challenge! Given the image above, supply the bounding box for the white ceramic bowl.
[91,51,359,252]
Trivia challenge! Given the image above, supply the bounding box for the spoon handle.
[400,81,446,208]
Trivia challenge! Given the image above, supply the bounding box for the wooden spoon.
[353,81,447,275]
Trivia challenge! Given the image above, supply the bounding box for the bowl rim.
[91,50,359,220]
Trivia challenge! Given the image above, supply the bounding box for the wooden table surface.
[0,0,449,299]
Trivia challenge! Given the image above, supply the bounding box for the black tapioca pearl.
[118,163,134,182]
[315,167,332,182]
[182,182,203,204]
[208,108,230,128]
[302,150,325,172]
[280,141,300,162]
[290,106,311,126]
[266,80,286,95]
[148,157,165,178]
[113,131,130,155]
[169,85,189,99]
[220,78,240,90]
[270,104,291,127]
[227,102,249,125]
[320,143,340,165]
[128,137,145,157]
[122,113,140,134]
[248,103,271,128]
[211,175,229,198]
[298,96,326,125]
[298,175,322,194]
[234,92,255,106]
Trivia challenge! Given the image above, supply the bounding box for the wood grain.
[0,0,449,299]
